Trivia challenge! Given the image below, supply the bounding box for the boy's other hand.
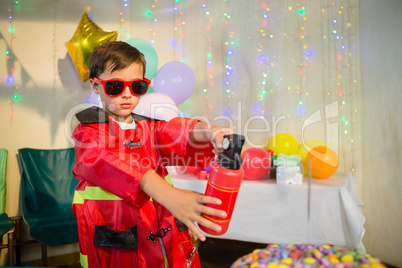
[162,187,227,242]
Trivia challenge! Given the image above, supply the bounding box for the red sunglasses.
[93,77,151,97]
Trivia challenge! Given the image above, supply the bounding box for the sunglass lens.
[131,81,148,95]
[105,81,125,96]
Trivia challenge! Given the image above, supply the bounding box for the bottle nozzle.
[218,134,245,170]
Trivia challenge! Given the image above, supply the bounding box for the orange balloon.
[304,146,338,179]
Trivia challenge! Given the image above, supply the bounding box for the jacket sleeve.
[72,123,150,206]
[153,117,215,168]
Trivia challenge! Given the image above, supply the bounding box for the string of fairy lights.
[224,0,248,133]
[203,0,214,116]
[223,0,233,118]
[256,1,269,112]
[296,1,308,117]
[3,1,359,173]
[173,0,185,61]
[148,0,157,45]
[5,0,20,126]
[281,1,311,119]
[320,1,359,174]
[256,1,279,120]
[119,0,131,41]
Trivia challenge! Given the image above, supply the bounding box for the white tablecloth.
[167,167,366,249]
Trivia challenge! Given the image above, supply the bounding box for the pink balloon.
[133,93,179,121]
[153,61,195,105]
[241,148,271,180]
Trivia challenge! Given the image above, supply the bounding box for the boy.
[72,41,232,267]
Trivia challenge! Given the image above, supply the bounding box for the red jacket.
[72,107,214,268]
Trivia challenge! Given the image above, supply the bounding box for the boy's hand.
[161,186,227,242]
[210,126,234,155]
[140,170,227,242]
[190,122,234,155]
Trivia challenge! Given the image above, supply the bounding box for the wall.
[359,0,402,266]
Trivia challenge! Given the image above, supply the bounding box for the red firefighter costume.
[71,106,214,268]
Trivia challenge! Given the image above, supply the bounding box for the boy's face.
[90,62,144,123]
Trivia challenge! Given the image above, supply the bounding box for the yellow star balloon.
[65,12,118,82]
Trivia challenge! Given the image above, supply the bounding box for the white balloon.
[133,93,180,121]
[88,91,103,108]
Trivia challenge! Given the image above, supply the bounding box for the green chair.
[18,148,79,265]
[0,149,16,266]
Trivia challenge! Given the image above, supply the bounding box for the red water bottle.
[200,134,245,235]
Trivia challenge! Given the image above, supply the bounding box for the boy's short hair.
[89,41,147,79]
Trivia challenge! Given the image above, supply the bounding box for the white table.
[167,167,365,249]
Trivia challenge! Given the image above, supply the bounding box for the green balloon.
[126,38,158,80]
[146,85,153,95]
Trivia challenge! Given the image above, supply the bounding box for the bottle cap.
[218,134,245,170]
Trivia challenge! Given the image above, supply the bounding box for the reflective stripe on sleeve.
[80,253,88,268]
[73,186,123,205]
